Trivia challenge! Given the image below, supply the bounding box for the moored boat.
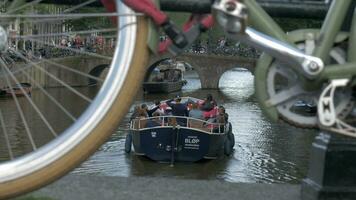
[143,80,186,93]
[0,83,32,98]
[125,97,235,163]
[143,66,187,94]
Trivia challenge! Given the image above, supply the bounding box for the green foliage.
[64,7,113,32]
[274,18,322,32]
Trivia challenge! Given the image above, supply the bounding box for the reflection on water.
[73,69,317,184]
[0,69,317,183]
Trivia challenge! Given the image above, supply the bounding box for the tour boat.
[125,97,235,163]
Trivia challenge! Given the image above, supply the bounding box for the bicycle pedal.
[318,79,356,138]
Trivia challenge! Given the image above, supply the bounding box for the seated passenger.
[201,94,217,112]
[146,112,162,128]
[134,108,149,129]
[129,105,141,122]
[189,103,204,120]
[213,106,229,133]
[140,104,149,117]
[152,74,164,82]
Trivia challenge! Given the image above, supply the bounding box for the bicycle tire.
[0,2,150,199]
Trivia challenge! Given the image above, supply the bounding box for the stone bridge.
[148,53,256,89]
[5,53,255,90]
[4,56,109,88]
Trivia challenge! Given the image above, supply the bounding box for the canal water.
[72,69,317,184]
[0,69,317,184]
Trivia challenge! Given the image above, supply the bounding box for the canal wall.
[25,174,301,200]
[1,56,109,88]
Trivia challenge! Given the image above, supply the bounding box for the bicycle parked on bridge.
[1,0,356,198]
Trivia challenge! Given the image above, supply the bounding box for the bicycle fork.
[213,0,324,80]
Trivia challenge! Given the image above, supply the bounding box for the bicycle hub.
[213,0,248,34]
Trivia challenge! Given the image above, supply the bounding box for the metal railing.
[130,116,226,135]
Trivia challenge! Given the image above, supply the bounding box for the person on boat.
[164,106,173,116]
[189,102,204,120]
[146,112,162,128]
[173,70,182,82]
[162,68,176,82]
[162,106,173,125]
[129,105,141,122]
[152,73,164,82]
[166,96,189,126]
[141,101,161,117]
[131,108,150,129]
[201,94,217,112]
[213,106,229,133]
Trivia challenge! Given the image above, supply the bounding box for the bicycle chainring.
[266,62,353,128]
[255,31,353,129]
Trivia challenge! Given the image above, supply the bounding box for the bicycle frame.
[158,0,356,84]
[220,0,356,85]
[218,0,355,62]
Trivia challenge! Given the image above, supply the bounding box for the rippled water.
[71,69,317,184]
[0,68,317,183]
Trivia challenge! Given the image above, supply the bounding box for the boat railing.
[130,116,227,135]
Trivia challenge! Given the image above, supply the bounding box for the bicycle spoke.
[39,58,104,83]
[19,69,77,122]
[6,0,44,14]
[265,85,305,106]
[1,59,58,138]
[13,51,93,103]
[29,38,113,60]
[0,14,139,26]
[102,35,117,39]
[0,110,14,160]
[0,54,34,79]
[14,28,117,39]
[0,52,104,84]
[0,60,37,151]
[24,22,137,60]
[0,12,142,19]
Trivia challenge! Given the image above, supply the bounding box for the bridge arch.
[177,54,255,89]
[88,64,110,86]
[148,53,256,89]
[218,67,254,90]
[144,58,170,82]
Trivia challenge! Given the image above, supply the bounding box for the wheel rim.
[0,0,146,195]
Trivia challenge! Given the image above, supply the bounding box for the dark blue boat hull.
[131,127,226,162]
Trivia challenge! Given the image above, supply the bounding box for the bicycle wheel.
[0,1,149,199]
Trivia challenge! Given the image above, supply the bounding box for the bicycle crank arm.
[213,0,324,80]
[234,28,324,79]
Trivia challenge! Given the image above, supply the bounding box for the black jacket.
[166,100,188,117]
